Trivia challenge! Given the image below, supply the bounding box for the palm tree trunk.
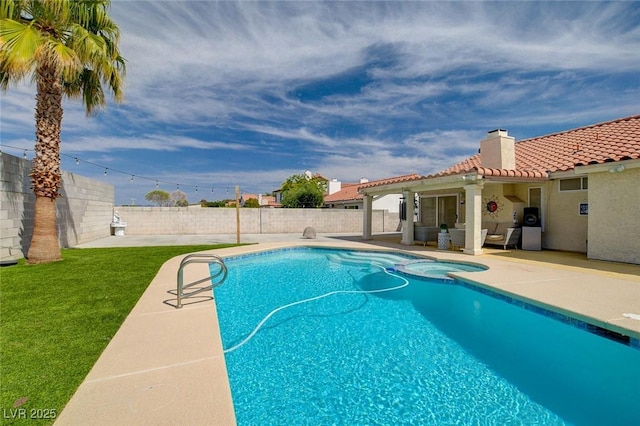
[27,196,61,264]
[26,62,63,264]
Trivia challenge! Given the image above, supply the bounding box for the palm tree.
[1,0,125,263]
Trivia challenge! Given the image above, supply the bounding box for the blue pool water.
[213,248,640,425]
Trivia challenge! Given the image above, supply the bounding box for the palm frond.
[0,18,41,83]
[2,0,124,108]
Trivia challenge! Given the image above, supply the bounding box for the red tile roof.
[358,115,639,190]
[324,183,361,203]
[437,114,640,178]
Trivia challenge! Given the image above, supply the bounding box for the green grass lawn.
[0,245,236,425]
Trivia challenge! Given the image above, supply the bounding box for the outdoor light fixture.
[608,165,625,173]
[462,174,476,181]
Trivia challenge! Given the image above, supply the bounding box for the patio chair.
[485,227,521,250]
[449,228,488,251]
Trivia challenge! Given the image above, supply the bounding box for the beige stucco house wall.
[541,180,589,253]
[511,180,590,253]
[586,166,640,264]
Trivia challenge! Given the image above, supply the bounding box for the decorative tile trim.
[454,279,637,350]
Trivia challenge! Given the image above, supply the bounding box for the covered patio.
[360,130,547,256]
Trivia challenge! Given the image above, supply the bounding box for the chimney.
[480,129,515,170]
[328,178,341,195]
[359,177,369,184]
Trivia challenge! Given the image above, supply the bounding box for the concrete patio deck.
[55,233,640,425]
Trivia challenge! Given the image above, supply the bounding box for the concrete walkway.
[56,233,640,425]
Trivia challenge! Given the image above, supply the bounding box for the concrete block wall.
[1,152,114,260]
[1,153,34,260]
[117,206,399,235]
[2,151,399,260]
[57,172,115,246]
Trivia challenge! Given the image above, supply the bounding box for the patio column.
[463,182,484,255]
[362,194,373,240]
[401,190,415,245]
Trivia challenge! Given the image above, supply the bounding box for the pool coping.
[54,238,640,425]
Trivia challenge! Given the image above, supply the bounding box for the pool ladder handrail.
[176,253,227,308]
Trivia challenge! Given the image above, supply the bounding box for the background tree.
[170,189,188,207]
[280,173,326,208]
[243,198,260,208]
[145,190,170,207]
[0,0,126,263]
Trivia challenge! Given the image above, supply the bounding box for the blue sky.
[2,1,639,205]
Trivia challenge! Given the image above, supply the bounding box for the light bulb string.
[1,144,219,192]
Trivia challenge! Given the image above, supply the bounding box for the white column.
[463,183,484,255]
[400,190,415,245]
[362,194,372,240]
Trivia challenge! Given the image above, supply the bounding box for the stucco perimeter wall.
[587,168,640,264]
[117,206,398,235]
[0,152,114,260]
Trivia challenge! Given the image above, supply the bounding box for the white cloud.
[2,1,638,204]
[62,134,249,153]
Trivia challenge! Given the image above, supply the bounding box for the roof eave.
[359,173,472,195]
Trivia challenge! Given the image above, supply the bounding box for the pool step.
[326,251,413,269]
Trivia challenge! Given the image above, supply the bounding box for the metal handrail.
[176,253,227,308]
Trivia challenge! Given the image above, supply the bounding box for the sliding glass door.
[419,195,459,227]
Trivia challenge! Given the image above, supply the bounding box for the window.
[559,177,588,191]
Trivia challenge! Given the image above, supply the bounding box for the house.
[324,174,420,213]
[239,193,258,207]
[239,193,280,208]
[258,194,279,208]
[359,115,640,264]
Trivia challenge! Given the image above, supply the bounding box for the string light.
[2,144,219,194]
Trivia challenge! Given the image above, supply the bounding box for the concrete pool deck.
[55,233,640,425]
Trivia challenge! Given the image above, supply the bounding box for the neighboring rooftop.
[328,174,420,202]
[324,182,361,203]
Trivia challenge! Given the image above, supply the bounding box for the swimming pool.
[213,247,640,425]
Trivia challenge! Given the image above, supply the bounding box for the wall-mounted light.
[461,174,476,181]
[608,165,625,173]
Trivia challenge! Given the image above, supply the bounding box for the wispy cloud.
[2,1,638,204]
